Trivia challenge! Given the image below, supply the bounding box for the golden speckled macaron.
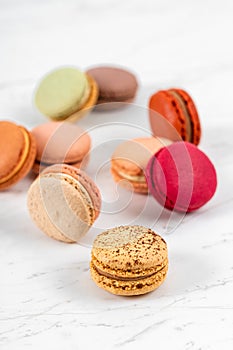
[90,225,168,296]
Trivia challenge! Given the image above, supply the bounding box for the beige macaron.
[90,225,168,296]
[27,164,101,243]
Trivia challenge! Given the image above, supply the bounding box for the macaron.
[31,121,91,174]
[35,67,98,121]
[146,142,217,212]
[111,137,172,194]
[86,66,138,110]
[27,164,101,243]
[0,121,36,190]
[90,225,168,296]
[149,89,201,145]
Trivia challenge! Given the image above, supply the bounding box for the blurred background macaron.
[90,225,168,296]
[111,137,172,194]
[149,88,201,145]
[27,164,101,243]
[86,66,138,110]
[31,121,91,174]
[34,67,98,121]
[146,142,217,212]
[0,121,36,190]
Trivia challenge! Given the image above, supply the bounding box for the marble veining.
[1,0,233,349]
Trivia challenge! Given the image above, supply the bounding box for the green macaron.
[35,67,91,120]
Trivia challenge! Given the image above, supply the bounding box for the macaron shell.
[27,178,75,243]
[86,66,138,102]
[149,90,190,142]
[146,142,217,212]
[35,67,90,119]
[43,164,101,220]
[173,88,201,145]
[31,121,91,165]
[92,226,167,272]
[0,122,36,190]
[90,260,168,296]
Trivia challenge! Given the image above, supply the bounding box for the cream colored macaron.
[27,164,101,243]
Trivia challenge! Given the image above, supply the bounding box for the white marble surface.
[1,0,233,349]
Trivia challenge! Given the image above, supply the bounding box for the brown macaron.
[86,66,138,110]
[90,225,168,296]
[31,121,91,174]
[0,121,36,190]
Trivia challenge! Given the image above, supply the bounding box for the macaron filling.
[0,127,30,184]
[169,90,192,142]
[92,254,168,278]
[91,262,167,281]
[117,170,146,183]
[68,75,99,118]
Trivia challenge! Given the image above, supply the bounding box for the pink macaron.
[31,121,91,174]
[146,142,217,212]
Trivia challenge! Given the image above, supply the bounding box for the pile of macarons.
[0,65,217,296]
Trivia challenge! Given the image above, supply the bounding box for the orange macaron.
[0,121,36,190]
[149,88,201,145]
